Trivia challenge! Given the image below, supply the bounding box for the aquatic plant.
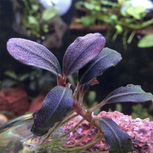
[11,0,67,50]
[40,0,72,16]
[6,33,153,152]
[75,0,153,47]
[138,34,153,48]
[12,0,59,38]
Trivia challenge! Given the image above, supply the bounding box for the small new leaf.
[99,118,133,153]
[7,38,61,76]
[78,47,122,84]
[103,84,153,105]
[63,33,106,76]
[31,86,73,136]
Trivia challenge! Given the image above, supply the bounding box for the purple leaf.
[99,118,133,153]
[103,84,153,104]
[7,38,61,76]
[63,33,106,76]
[78,47,122,84]
[31,86,73,136]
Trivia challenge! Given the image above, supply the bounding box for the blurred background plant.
[12,0,59,38]
[74,0,153,48]
[83,91,101,115]
[138,34,153,48]
[132,103,153,120]
[1,68,56,95]
[11,0,67,50]
[115,103,153,120]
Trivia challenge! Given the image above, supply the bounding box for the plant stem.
[60,112,78,126]
[73,101,101,130]
[90,100,106,112]
[36,112,77,147]
[60,129,103,152]
[41,119,85,150]
[127,31,136,44]
[61,118,84,138]
[73,100,87,118]
[123,30,128,50]
[117,18,153,30]
[63,125,93,147]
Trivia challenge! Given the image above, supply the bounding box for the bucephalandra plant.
[6,33,153,153]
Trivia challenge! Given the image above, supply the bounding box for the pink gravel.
[64,111,153,153]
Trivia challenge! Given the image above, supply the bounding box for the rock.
[64,111,153,153]
[29,95,45,112]
[0,88,29,117]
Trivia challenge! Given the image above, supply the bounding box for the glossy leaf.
[63,33,106,76]
[78,47,122,84]
[99,118,133,153]
[7,38,61,76]
[103,84,153,105]
[31,86,73,136]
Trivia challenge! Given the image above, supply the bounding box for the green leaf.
[19,74,29,81]
[84,2,95,10]
[95,5,101,11]
[42,7,59,21]
[138,35,153,48]
[110,14,118,25]
[126,6,146,20]
[103,84,153,104]
[115,25,123,34]
[28,16,39,25]
[80,15,96,26]
[4,71,17,79]
[121,1,131,16]
[99,118,133,153]
[31,4,39,12]
[117,0,125,6]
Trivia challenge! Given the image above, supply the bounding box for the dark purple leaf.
[78,47,122,84]
[103,84,153,105]
[31,86,73,136]
[63,33,106,76]
[7,38,61,76]
[99,118,133,153]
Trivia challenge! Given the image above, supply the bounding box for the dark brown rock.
[29,95,45,113]
[0,88,29,117]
